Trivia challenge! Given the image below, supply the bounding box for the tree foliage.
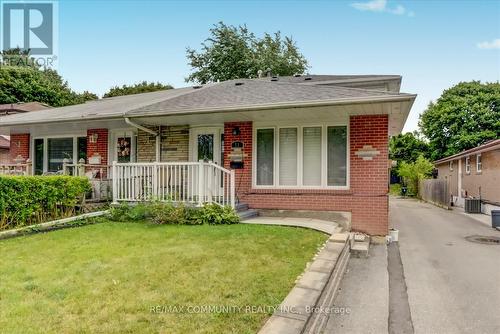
[389,131,430,164]
[0,48,97,106]
[419,81,500,160]
[103,81,173,98]
[186,22,309,84]
[397,155,434,196]
[0,66,97,107]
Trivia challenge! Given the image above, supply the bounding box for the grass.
[389,183,402,196]
[0,221,327,334]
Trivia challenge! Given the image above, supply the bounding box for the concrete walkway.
[241,216,341,235]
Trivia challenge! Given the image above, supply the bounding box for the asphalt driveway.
[326,197,500,334]
[391,197,500,334]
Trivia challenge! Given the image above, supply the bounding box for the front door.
[190,127,222,164]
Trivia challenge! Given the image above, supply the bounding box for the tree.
[103,81,173,98]
[0,66,97,107]
[419,81,500,161]
[186,22,309,84]
[390,131,430,164]
[397,155,434,196]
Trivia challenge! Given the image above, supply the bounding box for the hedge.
[0,175,91,230]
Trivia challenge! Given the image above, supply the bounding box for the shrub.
[397,155,434,197]
[0,175,91,230]
[198,203,240,225]
[149,202,202,225]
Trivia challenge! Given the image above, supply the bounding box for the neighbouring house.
[0,102,50,116]
[0,75,415,235]
[434,139,500,215]
[0,135,10,164]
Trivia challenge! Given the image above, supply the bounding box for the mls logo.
[1,2,54,55]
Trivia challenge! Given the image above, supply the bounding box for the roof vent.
[294,74,301,77]
[193,85,203,89]
[304,77,312,81]
[235,82,244,86]
[270,78,278,82]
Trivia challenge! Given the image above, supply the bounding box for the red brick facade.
[87,129,108,165]
[223,115,389,235]
[10,133,30,162]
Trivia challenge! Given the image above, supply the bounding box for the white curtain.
[303,127,322,186]
[279,128,298,185]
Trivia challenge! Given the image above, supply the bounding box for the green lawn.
[0,222,327,334]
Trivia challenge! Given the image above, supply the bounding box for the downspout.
[124,117,160,162]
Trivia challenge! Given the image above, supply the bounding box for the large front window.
[33,136,87,174]
[255,124,348,188]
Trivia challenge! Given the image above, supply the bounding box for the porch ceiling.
[130,100,413,136]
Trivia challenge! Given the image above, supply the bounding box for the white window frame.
[465,156,471,174]
[476,154,482,173]
[449,161,454,171]
[31,133,87,174]
[252,122,349,190]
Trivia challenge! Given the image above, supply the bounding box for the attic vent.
[235,82,244,86]
[193,85,203,89]
[304,77,312,81]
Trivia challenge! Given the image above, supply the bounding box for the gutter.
[434,143,500,165]
[125,117,157,135]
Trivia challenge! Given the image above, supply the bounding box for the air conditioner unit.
[465,198,481,213]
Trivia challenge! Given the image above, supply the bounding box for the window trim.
[449,161,454,171]
[465,156,471,174]
[31,134,87,174]
[252,122,349,190]
[476,154,482,173]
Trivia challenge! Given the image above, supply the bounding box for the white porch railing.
[112,161,235,208]
[0,162,32,176]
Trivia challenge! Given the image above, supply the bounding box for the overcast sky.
[55,0,500,132]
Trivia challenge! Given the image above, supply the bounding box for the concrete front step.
[351,241,370,258]
[237,209,259,220]
[235,202,249,212]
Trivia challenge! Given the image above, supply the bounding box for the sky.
[36,0,500,132]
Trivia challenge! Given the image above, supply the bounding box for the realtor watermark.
[150,304,351,315]
[1,0,58,68]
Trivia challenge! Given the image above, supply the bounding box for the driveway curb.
[241,217,350,334]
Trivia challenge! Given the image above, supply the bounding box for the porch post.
[230,169,235,208]
[198,160,204,206]
[112,161,118,204]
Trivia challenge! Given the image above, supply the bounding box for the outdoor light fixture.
[89,133,99,144]
[232,127,241,136]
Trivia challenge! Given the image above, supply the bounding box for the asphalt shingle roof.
[0,75,413,126]
[127,79,405,116]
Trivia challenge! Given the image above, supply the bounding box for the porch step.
[350,233,370,258]
[236,203,249,212]
[238,209,259,221]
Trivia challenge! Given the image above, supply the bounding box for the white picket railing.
[112,161,235,208]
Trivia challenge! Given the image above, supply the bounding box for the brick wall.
[87,129,108,165]
[223,116,390,235]
[137,125,189,162]
[10,133,30,162]
[223,122,253,196]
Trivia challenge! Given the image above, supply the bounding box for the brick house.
[0,75,415,235]
[0,135,10,164]
[434,139,500,215]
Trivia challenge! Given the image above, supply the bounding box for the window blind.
[279,128,298,185]
[303,127,322,186]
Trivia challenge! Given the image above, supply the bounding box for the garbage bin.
[492,210,500,229]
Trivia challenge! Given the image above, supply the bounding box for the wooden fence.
[419,179,450,209]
